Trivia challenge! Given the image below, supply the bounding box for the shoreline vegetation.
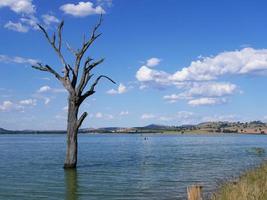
[210,161,267,200]
[1,121,267,135]
[186,160,267,200]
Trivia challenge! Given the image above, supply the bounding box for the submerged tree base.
[63,163,77,169]
[211,162,267,200]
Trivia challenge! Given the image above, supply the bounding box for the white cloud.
[0,101,13,111]
[63,106,68,112]
[136,48,267,106]
[119,111,129,116]
[171,48,267,82]
[136,66,170,85]
[188,97,226,106]
[202,114,238,122]
[37,86,51,93]
[0,54,38,65]
[44,98,50,105]
[146,57,161,67]
[141,113,156,120]
[37,85,66,93]
[0,101,24,112]
[4,21,29,33]
[95,112,103,118]
[19,98,37,106]
[20,16,39,30]
[0,0,35,14]
[60,1,105,17]
[140,111,199,125]
[136,48,267,85]
[164,82,237,104]
[163,93,192,103]
[107,83,127,95]
[97,0,112,7]
[95,112,113,119]
[42,14,60,25]
[187,82,237,97]
[118,84,127,94]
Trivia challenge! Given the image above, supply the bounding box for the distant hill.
[142,124,171,129]
[1,121,267,134]
[0,128,10,133]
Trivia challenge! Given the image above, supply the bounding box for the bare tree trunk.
[64,95,79,169]
[32,16,115,168]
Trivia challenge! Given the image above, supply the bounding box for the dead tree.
[32,15,115,169]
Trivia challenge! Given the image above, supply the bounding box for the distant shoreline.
[211,160,267,200]
[1,131,267,136]
[1,121,267,135]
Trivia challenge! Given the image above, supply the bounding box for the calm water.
[0,133,267,200]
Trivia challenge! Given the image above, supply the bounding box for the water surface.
[0,133,266,199]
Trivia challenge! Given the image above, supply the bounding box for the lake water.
[0,133,267,200]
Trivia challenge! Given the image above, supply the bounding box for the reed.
[211,162,267,200]
[187,185,203,200]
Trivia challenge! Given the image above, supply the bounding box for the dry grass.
[211,162,267,200]
[187,185,203,200]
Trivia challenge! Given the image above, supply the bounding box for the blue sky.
[1,0,267,130]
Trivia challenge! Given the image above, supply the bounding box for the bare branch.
[76,58,104,94]
[77,112,88,128]
[37,22,69,70]
[73,14,103,86]
[32,63,62,80]
[80,75,116,102]
[66,42,77,56]
[58,21,64,52]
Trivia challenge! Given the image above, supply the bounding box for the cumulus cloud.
[20,16,39,30]
[187,82,237,97]
[137,48,267,86]
[163,93,192,103]
[0,101,24,112]
[146,57,161,67]
[202,114,238,122]
[60,1,105,17]
[63,106,68,112]
[19,98,37,106]
[95,112,114,119]
[0,0,35,14]
[171,48,267,82]
[119,111,129,116]
[37,85,65,93]
[37,86,51,93]
[44,98,51,105]
[0,54,38,65]
[107,83,127,95]
[136,48,267,106]
[164,82,237,104]
[97,0,113,8]
[188,97,227,106]
[136,66,170,85]
[141,111,199,125]
[0,101,13,111]
[42,14,60,25]
[141,113,156,120]
[4,21,29,33]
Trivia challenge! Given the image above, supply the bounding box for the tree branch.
[77,112,88,128]
[37,21,69,71]
[73,14,103,87]
[32,63,62,80]
[80,75,116,102]
[76,58,104,94]
[58,21,64,52]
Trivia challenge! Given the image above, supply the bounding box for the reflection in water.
[1,134,267,199]
[65,169,78,200]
